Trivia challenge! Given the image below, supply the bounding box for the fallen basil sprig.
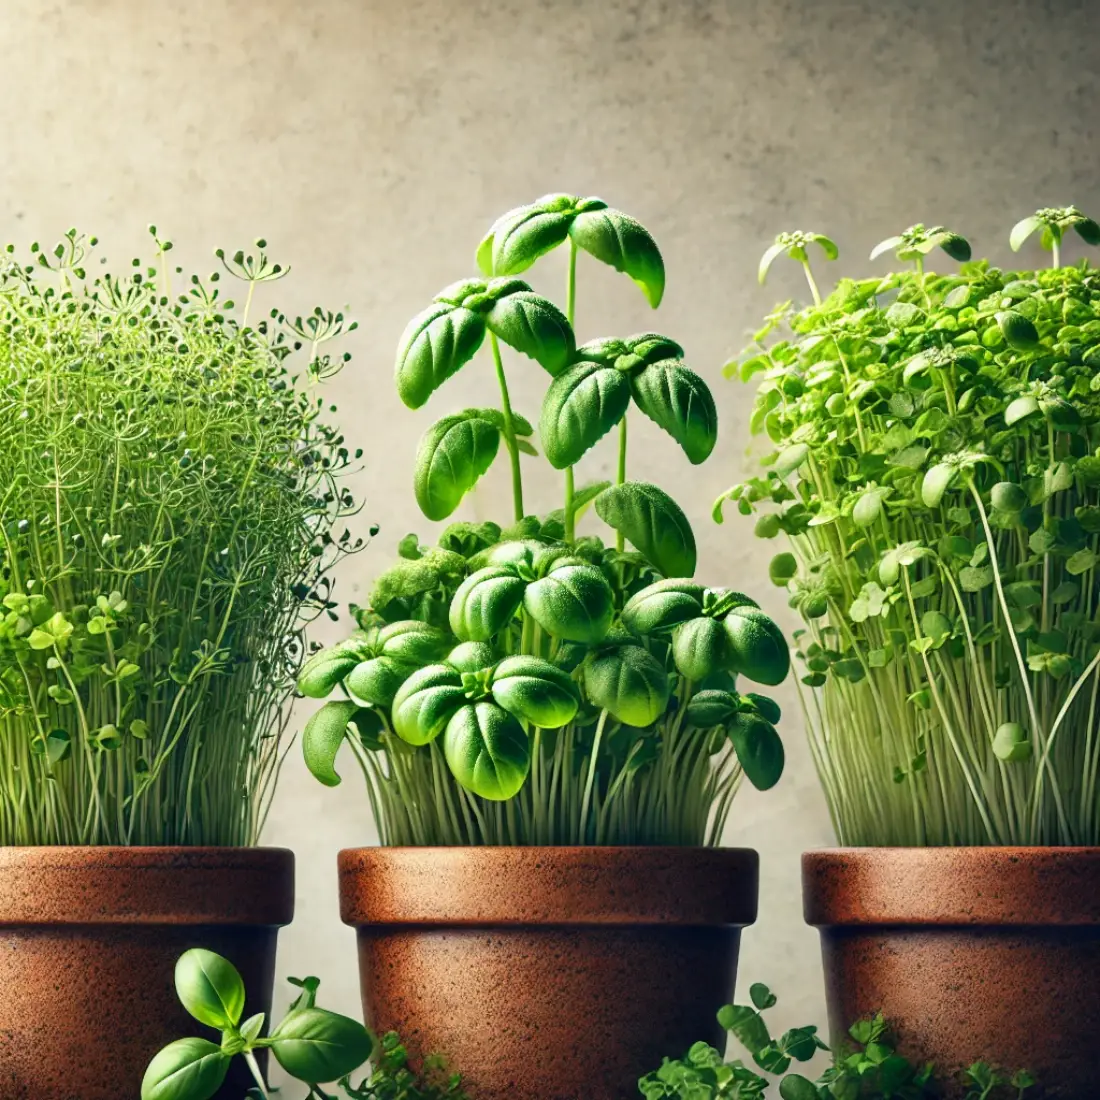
[142,949,372,1100]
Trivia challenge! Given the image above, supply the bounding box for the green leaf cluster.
[0,230,364,845]
[726,210,1100,846]
[640,985,1035,1100]
[142,949,373,1100]
[299,194,789,845]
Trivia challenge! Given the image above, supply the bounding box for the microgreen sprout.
[758,231,839,306]
[0,231,363,844]
[725,208,1100,845]
[1010,206,1100,268]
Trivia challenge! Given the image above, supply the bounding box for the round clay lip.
[803,846,1100,926]
[0,846,295,926]
[339,845,758,926]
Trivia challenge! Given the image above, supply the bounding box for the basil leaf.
[449,566,528,642]
[723,607,791,686]
[539,361,632,469]
[595,481,697,578]
[302,700,361,786]
[622,579,706,634]
[630,361,718,464]
[491,655,579,728]
[174,948,245,1030]
[413,411,500,520]
[583,644,670,727]
[443,700,531,799]
[524,562,614,643]
[569,207,665,308]
[391,665,466,745]
[141,1037,230,1100]
[728,712,785,790]
[486,290,575,376]
[395,303,485,409]
[270,1006,374,1084]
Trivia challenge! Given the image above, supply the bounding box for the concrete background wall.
[2,0,1097,1080]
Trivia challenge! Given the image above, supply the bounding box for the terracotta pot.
[804,847,1100,1099]
[0,846,294,1100]
[339,845,757,1100]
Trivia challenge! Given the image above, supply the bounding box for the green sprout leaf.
[568,205,665,308]
[993,721,1031,763]
[524,562,615,643]
[140,1038,230,1100]
[442,700,531,799]
[728,711,785,790]
[490,655,579,727]
[395,300,485,410]
[673,616,734,681]
[595,481,697,578]
[174,948,245,1030]
[449,566,528,642]
[269,1006,374,1084]
[391,665,467,746]
[583,644,671,727]
[414,411,501,520]
[539,360,632,469]
[485,289,575,377]
[622,579,706,634]
[630,360,718,464]
[302,700,362,787]
[724,607,790,685]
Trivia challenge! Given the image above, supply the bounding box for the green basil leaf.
[270,1006,374,1084]
[685,689,739,728]
[446,640,498,674]
[595,481,696,578]
[297,641,365,699]
[1075,217,1100,246]
[742,692,781,724]
[141,1037,231,1100]
[486,290,575,377]
[480,204,573,276]
[344,657,410,708]
[377,621,452,665]
[303,700,361,786]
[630,361,718,464]
[1010,214,1043,251]
[997,310,1040,351]
[524,562,614,643]
[569,207,665,308]
[443,700,530,799]
[395,303,485,410]
[779,1074,820,1100]
[413,411,500,521]
[491,655,579,728]
[583,645,670,727]
[391,665,466,745]
[1005,395,1040,426]
[672,616,733,681]
[728,712,785,790]
[449,566,528,641]
[174,948,245,1030]
[992,721,1031,762]
[723,607,790,686]
[539,361,632,469]
[621,579,706,634]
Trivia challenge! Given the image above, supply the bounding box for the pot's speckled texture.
[340,846,758,1100]
[804,848,1100,1100]
[0,847,294,1100]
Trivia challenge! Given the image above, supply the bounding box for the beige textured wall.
[3,0,1098,1078]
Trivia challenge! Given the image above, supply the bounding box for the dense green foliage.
[640,983,1034,1099]
[0,229,360,844]
[142,949,373,1100]
[300,194,790,845]
[723,208,1100,845]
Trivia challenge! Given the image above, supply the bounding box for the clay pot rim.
[804,846,1100,926]
[339,844,759,927]
[0,845,295,926]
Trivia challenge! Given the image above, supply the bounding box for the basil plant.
[299,194,790,846]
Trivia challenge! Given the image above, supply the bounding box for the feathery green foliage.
[0,228,361,844]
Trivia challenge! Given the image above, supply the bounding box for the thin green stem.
[801,259,822,307]
[564,238,578,542]
[615,413,628,551]
[243,1050,270,1100]
[489,331,524,522]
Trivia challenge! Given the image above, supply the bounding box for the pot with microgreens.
[0,229,363,1099]
[722,207,1100,1097]
[297,193,791,1100]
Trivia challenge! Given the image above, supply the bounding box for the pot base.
[341,846,759,1100]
